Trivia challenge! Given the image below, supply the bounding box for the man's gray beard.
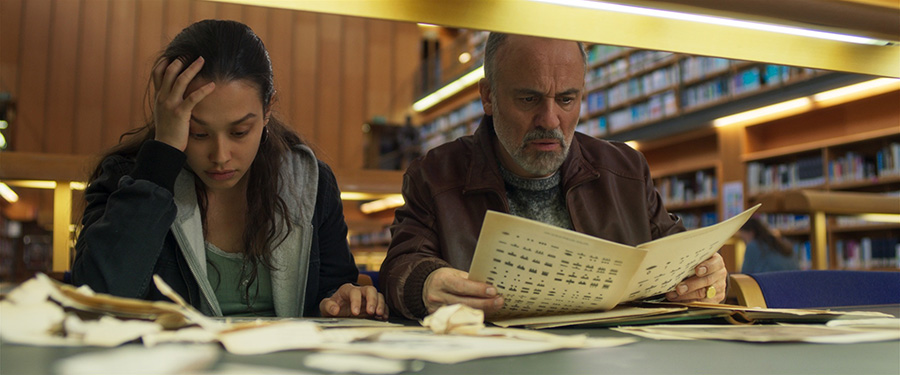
[497,125,570,177]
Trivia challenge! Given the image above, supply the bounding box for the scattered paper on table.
[54,344,219,375]
[304,353,423,374]
[614,324,900,343]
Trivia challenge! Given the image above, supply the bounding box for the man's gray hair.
[483,32,588,90]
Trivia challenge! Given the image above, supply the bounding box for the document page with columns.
[468,205,759,320]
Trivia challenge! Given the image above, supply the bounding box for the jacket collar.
[170,144,319,317]
[464,116,600,195]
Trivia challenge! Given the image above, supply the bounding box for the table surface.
[2,305,899,375]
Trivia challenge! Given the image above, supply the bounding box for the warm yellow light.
[0,132,6,149]
[0,182,18,202]
[359,194,405,214]
[413,66,484,112]
[3,180,57,189]
[713,98,813,128]
[813,78,900,104]
[857,214,900,223]
[458,52,472,64]
[0,120,7,129]
[624,141,639,150]
[341,192,393,201]
[0,180,87,190]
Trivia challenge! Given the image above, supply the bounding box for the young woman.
[738,217,800,274]
[71,19,387,319]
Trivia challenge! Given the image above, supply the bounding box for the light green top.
[205,242,276,317]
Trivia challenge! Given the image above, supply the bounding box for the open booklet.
[468,204,760,320]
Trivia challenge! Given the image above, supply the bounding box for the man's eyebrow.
[190,113,257,127]
[511,88,582,96]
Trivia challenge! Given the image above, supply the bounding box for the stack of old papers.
[491,301,895,329]
[0,274,636,366]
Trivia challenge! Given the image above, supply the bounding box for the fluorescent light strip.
[713,98,812,128]
[0,182,18,202]
[857,214,900,223]
[413,66,484,112]
[1,180,88,190]
[813,78,900,102]
[533,0,893,46]
[359,194,405,214]
[341,192,392,201]
[714,78,899,128]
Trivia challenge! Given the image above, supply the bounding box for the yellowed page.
[622,204,759,301]
[468,211,647,319]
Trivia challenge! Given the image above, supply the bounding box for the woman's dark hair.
[88,19,303,304]
[740,217,794,257]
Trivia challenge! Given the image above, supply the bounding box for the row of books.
[586,44,629,67]
[829,143,900,183]
[419,99,483,140]
[656,170,718,206]
[348,227,391,247]
[575,116,608,138]
[746,155,826,195]
[673,211,719,230]
[834,237,900,269]
[605,66,680,108]
[607,91,677,133]
[681,65,817,110]
[759,213,811,232]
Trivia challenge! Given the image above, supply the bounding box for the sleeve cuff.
[403,261,448,319]
[130,140,187,194]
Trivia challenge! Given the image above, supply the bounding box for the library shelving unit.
[639,130,721,230]
[744,90,900,271]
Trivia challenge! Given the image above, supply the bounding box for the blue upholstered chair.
[729,270,900,309]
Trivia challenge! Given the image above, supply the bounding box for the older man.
[381,33,726,319]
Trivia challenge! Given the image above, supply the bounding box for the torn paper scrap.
[421,304,484,334]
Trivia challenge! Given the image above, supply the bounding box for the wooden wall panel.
[101,0,137,148]
[15,0,52,152]
[291,12,319,142]
[130,0,166,129]
[365,20,393,122]
[245,6,268,41]
[44,0,80,154]
[163,0,190,42]
[72,0,109,155]
[0,0,23,94]
[391,22,420,123]
[268,9,294,123]
[217,2,244,22]
[341,17,367,169]
[8,0,422,169]
[315,14,343,164]
[190,0,218,22]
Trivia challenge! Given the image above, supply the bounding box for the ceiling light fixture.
[0,182,18,203]
[359,194,405,214]
[713,78,900,128]
[413,66,484,112]
[533,0,894,46]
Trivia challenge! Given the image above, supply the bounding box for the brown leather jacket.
[381,116,685,319]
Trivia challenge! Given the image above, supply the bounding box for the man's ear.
[479,78,493,116]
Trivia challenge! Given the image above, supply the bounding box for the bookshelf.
[744,91,900,271]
